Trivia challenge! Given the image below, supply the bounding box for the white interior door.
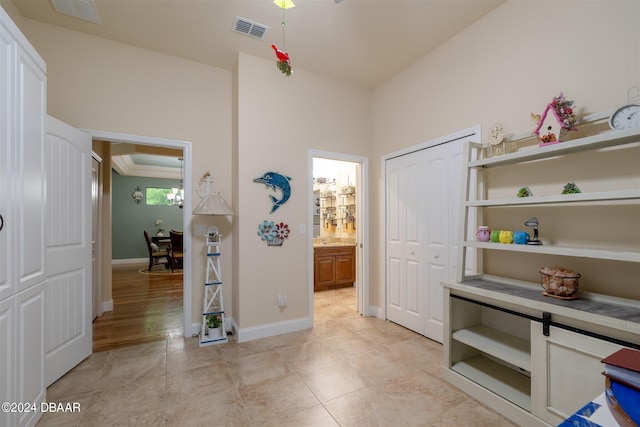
[385,153,425,333]
[423,144,449,342]
[422,140,470,342]
[44,115,92,387]
[91,156,101,320]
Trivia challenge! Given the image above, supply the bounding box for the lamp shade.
[193,192,234,216]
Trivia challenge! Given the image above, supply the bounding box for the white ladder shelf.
[199,228,228,346]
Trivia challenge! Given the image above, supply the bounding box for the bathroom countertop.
[313,243,356,248]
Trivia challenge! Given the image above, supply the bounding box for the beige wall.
[14,16,371,334]
[18,18,234,326]
[370,1,640,304]
[235,53,371,332]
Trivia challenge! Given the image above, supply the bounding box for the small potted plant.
[206,314,222,338]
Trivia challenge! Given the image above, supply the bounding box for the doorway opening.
[86,129,193,351]
[310,150,369,320]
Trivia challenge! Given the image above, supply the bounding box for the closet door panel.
[385,154,425,333]
[423,146,448,342]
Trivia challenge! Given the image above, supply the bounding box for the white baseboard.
[102,299,113,312]
[191,311,381,342]
[112,258,147,265]
[369,305,384,319]
[236,316,313,343]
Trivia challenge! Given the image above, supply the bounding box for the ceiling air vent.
[50,0,101,24]
[232,16,269,40]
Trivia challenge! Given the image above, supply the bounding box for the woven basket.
[540,268,581,297]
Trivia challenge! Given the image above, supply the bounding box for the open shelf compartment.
[451,355,531,411]
[453,325,531,372]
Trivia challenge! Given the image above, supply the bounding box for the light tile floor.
[38,287,517,426]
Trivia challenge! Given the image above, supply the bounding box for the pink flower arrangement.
[550,92,577,129]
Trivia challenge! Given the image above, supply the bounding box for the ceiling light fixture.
[167,157,184,209]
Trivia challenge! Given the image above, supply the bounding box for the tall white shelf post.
[199,227,228,346]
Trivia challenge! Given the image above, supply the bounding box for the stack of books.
[601,348,640,427]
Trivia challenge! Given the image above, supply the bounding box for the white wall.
[371,1,640,305]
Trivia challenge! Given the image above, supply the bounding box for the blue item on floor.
[607,379,640,425]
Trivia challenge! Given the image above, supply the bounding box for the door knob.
[0,214,3,231]
[434,253,439,259]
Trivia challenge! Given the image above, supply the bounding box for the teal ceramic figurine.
[513,230,530,244]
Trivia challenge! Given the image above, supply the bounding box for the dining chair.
[168,230,184,272]
[144,230,168,271]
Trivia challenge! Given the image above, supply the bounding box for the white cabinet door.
[0,7,15,302]
[14,29,46,294]
[16,283,45,427]
[386,153,426,333]
[0,297,16,427]
[531,323,623,425]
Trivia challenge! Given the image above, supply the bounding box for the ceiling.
[10,0,505,174]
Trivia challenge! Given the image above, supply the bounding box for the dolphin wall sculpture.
[253,171,292,214]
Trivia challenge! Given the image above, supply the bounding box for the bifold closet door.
[385,152,426,334]
[422,142,467,342]
[385,140,467,343]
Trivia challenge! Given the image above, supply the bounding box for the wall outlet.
[278,294,287,308]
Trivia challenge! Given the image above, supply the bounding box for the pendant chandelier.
[167,157,184,209]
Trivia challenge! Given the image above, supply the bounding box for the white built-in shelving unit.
[442,125,640,426]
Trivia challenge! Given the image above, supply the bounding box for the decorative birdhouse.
[534,104,564,146]
[533,92,577,147]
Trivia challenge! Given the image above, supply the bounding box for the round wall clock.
[609,104,640,130]
[489,127,505,145]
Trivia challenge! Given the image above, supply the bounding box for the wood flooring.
[92,263,184,352]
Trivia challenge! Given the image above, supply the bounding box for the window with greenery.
[146,187,173,206]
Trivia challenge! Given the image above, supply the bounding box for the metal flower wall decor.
[257,221,290,246]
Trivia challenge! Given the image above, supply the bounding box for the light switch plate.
[194,224,207,236]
